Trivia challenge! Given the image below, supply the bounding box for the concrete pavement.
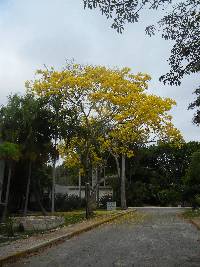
[5,208,200,267]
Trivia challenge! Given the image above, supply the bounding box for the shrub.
[191,194,200,209]
[127,181,150,206]
[0,217,15,237]
[157,189,181,206]
[55,194,83,211]
[184,151,200,208]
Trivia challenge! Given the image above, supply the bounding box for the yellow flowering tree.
[27,63,183,210]
[87,66,183,209]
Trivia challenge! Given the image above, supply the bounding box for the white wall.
[55,184,113,199]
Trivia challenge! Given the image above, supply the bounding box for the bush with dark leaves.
[55,193,84,211]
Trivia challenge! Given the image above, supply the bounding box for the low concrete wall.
[55,184,113,199]
[13,216,65,232]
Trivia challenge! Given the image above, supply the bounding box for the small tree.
[20,94,52,216]
[0,142,20,221]
[0,93,54,215]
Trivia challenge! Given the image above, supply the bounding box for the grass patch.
[94,210,119,216]
[182,209,200,219]
[110,211,146,225]
[55,211,86,226]
[0,209,124,245]
[54,209,119,225]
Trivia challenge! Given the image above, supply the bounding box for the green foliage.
[189,86,200,125]
[0,93,53,160]
[194,195,200,207]
[125,142,200,206]
[0,217,14,237]
[55,164,80,186]
[0,93,56,216]
[0,57,198,215]
[4,217,14,236]
[63,212,86,225]
[0,94,22,142]
[184,151,200,208]
[157,0,200,86]
[185,151,200,185]
[127,181,150,206]
[84,0,200,87]
[0,142,21,161]
[55,194,84,211]
[157,189,181,206]
[182,208,200,219]
[83,0,171,33]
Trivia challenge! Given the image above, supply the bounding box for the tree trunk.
[121,154,127,210]
[34,186,47,216]
[129,162,132,184]
[85,182,94,219]
[23,161,32,216]
[2,163,12,222]
[96,183,99,208]
[0,160,5,203]
[103,166,106,187]
[93,168,100,207]
[92,167,97,188]
[51,158,56,214]
[90,167,98,210]
[113,154,120,179]
[78,170,81,199]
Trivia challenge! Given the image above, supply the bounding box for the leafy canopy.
[188,86,200,125]
[185,150,200,184]
[27,63,183,170]
[84,0,200,87]
[0,142,21,161]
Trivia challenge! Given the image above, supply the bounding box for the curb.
[189,219,200,231]
[178,213,200,231]
[0,209,135,266]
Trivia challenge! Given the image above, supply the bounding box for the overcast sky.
[0,0,199,141]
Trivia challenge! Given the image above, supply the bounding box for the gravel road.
[7,208,200,267]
